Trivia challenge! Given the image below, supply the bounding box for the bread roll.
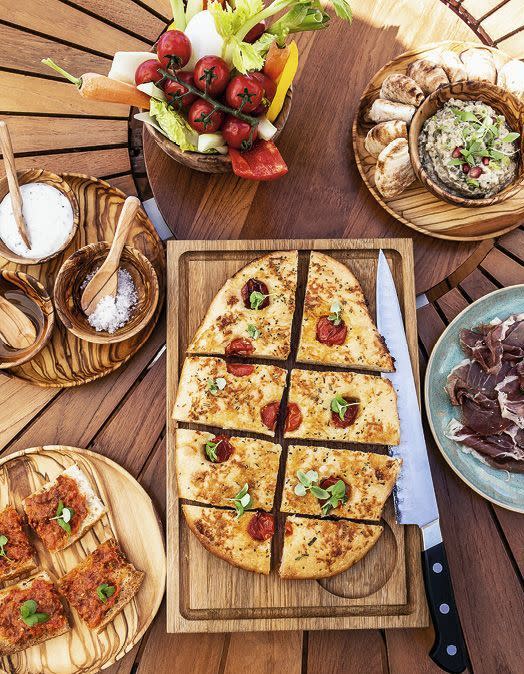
[380,74,425,106]
[407,59,449,94]
[365,120,408,157]
[460,48,497,83]
[375,138,415,198]
[368,98,416,124]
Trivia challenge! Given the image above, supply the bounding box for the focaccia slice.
[297,252,394,371]
[173,356,287,436]
[281,445,401,520]
[176,429,281,510]
[0,506,37,582]
[285,368,400,445]
[187,251,298,360]
[0,571,69,655]
[279,516,383,579]
[182,505,273,574]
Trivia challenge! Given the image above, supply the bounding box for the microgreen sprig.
[205,439,222,462]
[0,534,8,558]
[320,480,348,516]
[96,583,116,603]
[331,394,358,421]
[247,324,260,339]
[207,377,227,395]
[249,291,269,310]
[328,300,342,326]
[49,500,74,535]
[228,483,252,519]
[293,471,348,516]
[20,599,49,627]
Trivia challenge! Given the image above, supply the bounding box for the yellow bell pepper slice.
[266,41,298,123]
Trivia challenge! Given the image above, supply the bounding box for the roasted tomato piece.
[226,362,255,377]
[284,403,302,433]
[241,278,270,309]
[318,476,350,508]
[316,316,347,346]
[225,338,255,357]
[285,520,293,536]
[207,434,234,463]
[331,398,360,428]
[247,512,274,541]
[261,401,280,431]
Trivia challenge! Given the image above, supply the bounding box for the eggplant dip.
[419,98,520,198]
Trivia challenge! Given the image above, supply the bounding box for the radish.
[183,10,224,71]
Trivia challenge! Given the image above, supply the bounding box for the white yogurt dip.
[0,182,74,259]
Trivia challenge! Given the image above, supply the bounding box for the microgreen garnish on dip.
[0,534,8,557]
[247,324,260,339]
[49,500,75,535]
[20,599,49,627]
[96,583,116,603]
[328,301,342,326]
[250,290,269,310]
[205,438,222,462]
[228,483,252,519]
[207,377,227,395]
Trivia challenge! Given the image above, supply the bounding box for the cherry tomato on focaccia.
[207,435,234,462]
[316,316,347,346]
[226,362,255,377]
[226,75,264,113]
[241,278,269,309]
[156,30,191,69]
[285,520,293,536]
[229,141,288,181]
[284,403,302,433]
[261,401,280,431]
[247,512,274,541]
[225,338,255,357]
[163,71,197,107]
[318,477,350,509]
[331,398,360,428]
[193,56,230,97]
[135,59,163,85]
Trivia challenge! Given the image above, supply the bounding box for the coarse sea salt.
[82,268,138,334]
[0,183,74,259]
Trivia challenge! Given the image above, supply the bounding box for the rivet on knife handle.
[421,541,468,673]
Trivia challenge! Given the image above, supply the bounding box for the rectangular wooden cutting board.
[166,238,429,633]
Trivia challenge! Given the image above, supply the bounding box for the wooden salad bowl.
[0,169,79,265]
[409,81,524,208]
[144,88,293,173]
[0,270,54,369]
[54,242,159,345]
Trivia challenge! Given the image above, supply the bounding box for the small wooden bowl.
[144,89,293,174]
[54,242,159,345]
[0,169,80,264]
[0,270,54,369]
[409,81,524,208]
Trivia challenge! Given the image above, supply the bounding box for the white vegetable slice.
[108,52,157,85]
[183,10,224,71]
[137,82,166,101]
[134,111,165,136]
[185,0,204,24]
[216,146,228,155]
[198,132,226,153]
[257,116,277,141]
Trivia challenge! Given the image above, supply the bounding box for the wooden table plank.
[436,288,469,322]
[459,267,498,300]
[1,0,150,55]
[480,247,524,286]
[386,627,472,674]
[139,0,171,19]
[307,631,386,673]
[224,633,303,674]
[497,228,524,261]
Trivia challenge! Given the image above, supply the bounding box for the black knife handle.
[421,542,468,673]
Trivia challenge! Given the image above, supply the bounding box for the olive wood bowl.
[54,242,159,345]
[408,81,524,208]
[0,270,54,369]
[144,88,293,174]
[0,169,80,264]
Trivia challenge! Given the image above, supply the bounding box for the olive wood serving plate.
[353,40,524,241]
[0,445,166,674]
[0,174,166,387]
[167,238,428,633]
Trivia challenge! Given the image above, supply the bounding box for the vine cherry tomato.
[188,99,224,133]
[135,59,162,85]
[193,56,230,96]
[244,20,266,43]
[248,71,277,102]
[163,71,197,107]
[226,75,263,113]
[156,30,192,69]
[222,115,258,150]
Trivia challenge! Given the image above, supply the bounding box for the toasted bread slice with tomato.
[0,506,37,582]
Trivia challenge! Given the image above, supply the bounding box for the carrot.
[263,43,290,82]
[41,58,151,109]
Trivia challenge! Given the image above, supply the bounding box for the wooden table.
[0,1,523,672]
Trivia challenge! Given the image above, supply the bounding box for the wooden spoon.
[0,121,31,249]
[81,196,141,316]
[0,294,37,349]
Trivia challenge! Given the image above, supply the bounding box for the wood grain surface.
[0,1,523,673]
[167,238,428,633]
[0,445,166,674]
[354,41,524,238]
[0,175,165,387]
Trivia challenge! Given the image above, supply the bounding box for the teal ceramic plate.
[425,285,524,513]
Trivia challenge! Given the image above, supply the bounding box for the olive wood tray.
[166,238,429,633]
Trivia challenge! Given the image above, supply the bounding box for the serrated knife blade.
[376,250,467,674]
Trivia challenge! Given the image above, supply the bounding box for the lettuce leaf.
[149,99,198,151]
[230,33,276,73]
[209,0,263,38]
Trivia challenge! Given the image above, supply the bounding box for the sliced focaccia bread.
[172,356,287,436]
[176,429,281,510]
[0,506,37,582]
[297,252,394,371]
[23,464,107,553]
[182,505,273,575]
[58,539,144,633]
[0,571,70,655]
[284,368,400,446]
[279,516,383,579]
[187,251,298,360]
[281,445,401,519]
